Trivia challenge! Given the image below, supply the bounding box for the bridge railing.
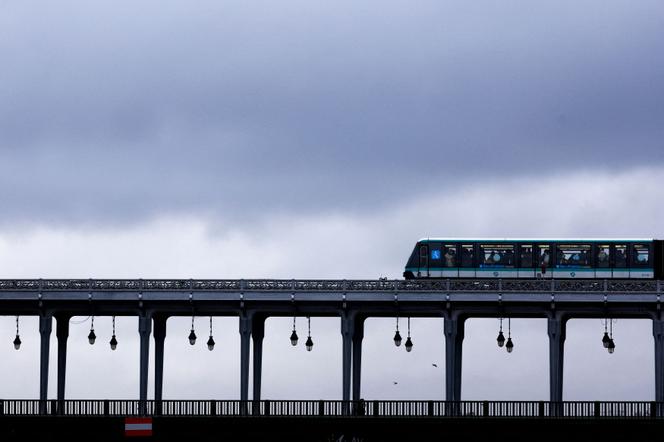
[0,278,659,293]
[0,400,661,418]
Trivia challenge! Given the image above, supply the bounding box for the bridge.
[2,278,664,407]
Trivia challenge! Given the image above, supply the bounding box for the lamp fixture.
[497,317,505,348]
[88,316,96,345]
[207,316,215,351]
[189,315,197,345]
[109,316,118,350]
[13,316,21,350]
[290,316,298,346]
[305,316,313,351]
[405,317,413,352]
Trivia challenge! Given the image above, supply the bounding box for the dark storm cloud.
[1,0,664,225]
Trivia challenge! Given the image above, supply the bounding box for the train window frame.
[614,244,628,268]
[419,245,428,269]
[518,244,534,269]
[479,243,515,268]
[555,243,592,268]
[596,244,611,268]
[460,244,475,268]
[631,243,652,268]
[442,244,458,268]
[429,244,442,266]
[537,244,552,269]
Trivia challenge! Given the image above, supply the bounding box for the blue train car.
[403,238,664,279]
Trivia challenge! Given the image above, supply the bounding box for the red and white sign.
[125,417,153,437]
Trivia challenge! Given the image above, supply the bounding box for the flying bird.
[432,363,438,368]
[393,381,398,385]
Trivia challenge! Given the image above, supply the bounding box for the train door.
[517,244,535,278]
[428,243,444,278]
[535,244,552,278]
[595,244,611,279]
[418,244,429,278]
[613,244,629,278]
[441,244,459,278]
[459,244,476,278]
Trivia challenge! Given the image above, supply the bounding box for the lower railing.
[0,400,662,419]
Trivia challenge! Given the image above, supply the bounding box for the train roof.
[418,238,655,243]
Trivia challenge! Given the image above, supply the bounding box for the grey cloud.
[1,0,664,225]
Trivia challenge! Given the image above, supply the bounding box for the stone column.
[341,313,354,403]
[252,316,266,402]
[138,314,152,404]
[239,313,252,402]
[653,319,664,404]
[55,314,70,402]
[153,316,167,403]
[548,317,566,404]
[39,314,53,403]
[444,317,465,402]
[352,317,365,401]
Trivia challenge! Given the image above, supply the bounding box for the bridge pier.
[55,314,70,402]
[153,316,167,404]
[138,314,152,405]
[240,313,252,402]
[548,316,566,404]
[252,316,265,401]
[653,319,664,405]
[352,317,365,401]
[39,314,52,403]
[444,317,465,402]
[341,313,354,402]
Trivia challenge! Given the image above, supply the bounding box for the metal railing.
[0,400,662,419]
[0,278,660,293]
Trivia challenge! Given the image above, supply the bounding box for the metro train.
[403,239,664,279]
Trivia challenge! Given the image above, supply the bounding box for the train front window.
[480,244,514,267]
[520,245,533,268]
[597,245,610,268]
[460,245,474,268]
[632,244,651,268]
[556,244,591,268]
[615,244,627,268]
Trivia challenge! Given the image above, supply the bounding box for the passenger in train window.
[615,246,627,267]
[461,246,473,268]
[598,247,609,267]
[444,247,456,267]
[521,247,533,267]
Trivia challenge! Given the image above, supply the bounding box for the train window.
[443,244,457,267]
[520,245,533,268]
[479,244,515,267]
[615,244,627,268]
[419,246,428,268]
[597,245,610,268]
[460,245,474,268]
[632,244,651,268]
[538,245,551,268]
[556,244,592,268]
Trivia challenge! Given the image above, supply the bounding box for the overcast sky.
[1,0,664,402]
